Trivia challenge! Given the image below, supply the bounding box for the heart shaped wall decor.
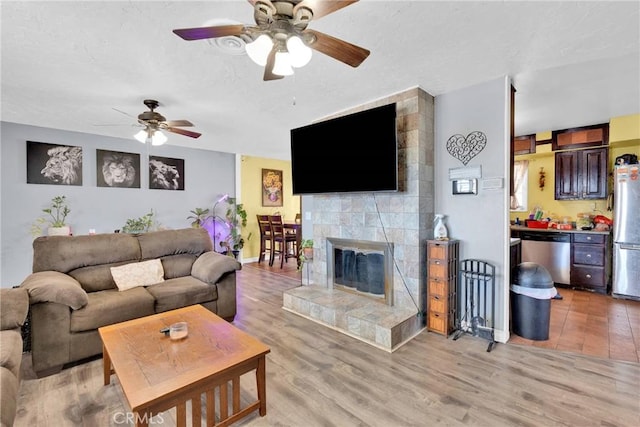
[446,131,487,166]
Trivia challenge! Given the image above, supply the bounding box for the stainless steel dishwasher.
[519,231,571,285]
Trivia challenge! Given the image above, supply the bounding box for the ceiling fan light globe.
[286,36,312,68]
[273,51,294,76]
[134,129,148,144]
[151,130,168,146]
[246,34,273,66]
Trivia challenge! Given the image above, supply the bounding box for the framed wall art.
[262,168,283,207]
[96,149,140,188]
[149,155,184,190]
[27,141,83,185]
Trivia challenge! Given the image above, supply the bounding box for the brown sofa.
[20,228,241,378]
[0,287,29,427]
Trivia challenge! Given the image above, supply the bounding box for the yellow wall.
[240,155,300,260]
[510,114,640,223]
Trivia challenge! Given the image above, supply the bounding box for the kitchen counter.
[510,225,611,235]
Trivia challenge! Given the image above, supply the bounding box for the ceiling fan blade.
[305,29,370,67]
[173,24,245,41]
[112,107,136,118]
[164,120,193,127]
[263,45,284,81]
[294,0,358,21]
[167,127,202,139]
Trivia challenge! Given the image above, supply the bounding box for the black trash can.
[510,262,557,340]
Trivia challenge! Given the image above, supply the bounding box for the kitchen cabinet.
[555,147,608,200]
[514,134,536,155]
[570,232,612,294]
[427,240,459,336]
[552,123,609,150]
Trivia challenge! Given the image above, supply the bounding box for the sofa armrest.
[191,251,241,285]
[0,288,29,330]
[20,271,88,310]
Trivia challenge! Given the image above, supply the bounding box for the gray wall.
[434,76,511,342]
[1,122,235,287]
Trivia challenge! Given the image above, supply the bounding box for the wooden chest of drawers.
[427,240,459,336]
[571,232,611,293]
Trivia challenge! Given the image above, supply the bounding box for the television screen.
[290,103,398,195]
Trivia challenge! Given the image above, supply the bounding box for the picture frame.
[96,149,140,188]
[149,155,185,190]
[262,168,283,207]
[27,141,83,185]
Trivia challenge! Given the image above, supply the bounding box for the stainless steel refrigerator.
[613,164,640,300]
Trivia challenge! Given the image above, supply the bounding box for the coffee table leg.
[103,344,111,385]
[257,356,267,416]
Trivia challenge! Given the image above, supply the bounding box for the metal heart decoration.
[446,131,487,165]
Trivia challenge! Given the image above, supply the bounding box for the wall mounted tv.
[290,103,398,195]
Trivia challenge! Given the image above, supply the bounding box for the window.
[510,160,529,211]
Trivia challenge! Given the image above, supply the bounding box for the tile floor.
[247,261,640,363]
[509,287,640,363]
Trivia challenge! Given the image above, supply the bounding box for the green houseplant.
[122,210,155,234]
[219,198,252,258]
[31,195,72,237]
[187,207,211,228]
[298,239,314,271]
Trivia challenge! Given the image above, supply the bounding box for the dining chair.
[269,215,297,268]
[256,214,273,264]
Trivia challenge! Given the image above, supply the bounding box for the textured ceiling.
[2,1,639,160]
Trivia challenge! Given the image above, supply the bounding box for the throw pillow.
[110,259,165,292]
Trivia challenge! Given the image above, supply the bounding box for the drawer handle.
[435,260,441,265]
[586,254,591,258]
[434,313,440,318]
[434,296,440,300]
[586,274,592,279]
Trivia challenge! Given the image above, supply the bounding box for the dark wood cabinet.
[555,147,608,200]
[552,123,609,150]
[427,240,459,336]
[570,232,611,294]
[514,134,536,155]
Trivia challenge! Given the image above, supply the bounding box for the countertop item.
[511,225,611,235]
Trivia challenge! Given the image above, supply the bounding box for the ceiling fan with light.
[173,0,370,81]
[133,99,201,146]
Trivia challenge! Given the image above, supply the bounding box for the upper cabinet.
[552,123,609,150]
[555,147,609,200]
[514,134,536,155]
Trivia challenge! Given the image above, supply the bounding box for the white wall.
[0,122,235,287]
[434,76,511,342]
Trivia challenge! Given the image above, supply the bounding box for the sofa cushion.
[110,259,165,291]
[137,228,212,260]
[0,330,23,378]
[0,288,29,330]
[20,271,88,310]
[161,253,198,279]
[70,287,155,332]
[33,233,140,273]
[1,367,19,427]
[145,276,217,313]
[69,262,134,293]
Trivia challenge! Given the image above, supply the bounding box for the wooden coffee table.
[98,305,270,427]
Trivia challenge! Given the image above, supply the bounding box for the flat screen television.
[290,103,398,195]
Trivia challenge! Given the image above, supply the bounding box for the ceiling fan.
[133,99,201,145]
[173,0,370,81]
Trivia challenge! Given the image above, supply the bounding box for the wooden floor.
[15,263,640,426]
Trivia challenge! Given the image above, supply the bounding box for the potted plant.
[122,210,155,234]
[31,195,72,237]
[219,198,252,258]
[298,239,314,271]
[187,207,211,228]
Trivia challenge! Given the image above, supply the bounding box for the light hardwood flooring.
[15,263,640,426]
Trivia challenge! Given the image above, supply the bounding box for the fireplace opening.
[327,238,393,305]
